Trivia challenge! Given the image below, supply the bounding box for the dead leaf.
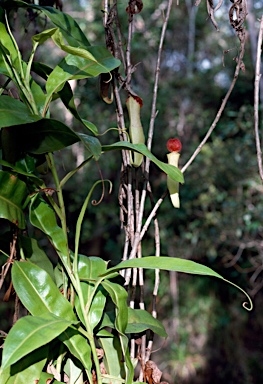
[145,360,162,384]
[126,0,143,14]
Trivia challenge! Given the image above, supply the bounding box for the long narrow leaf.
[102,142,184,183]
[101,257,253,310]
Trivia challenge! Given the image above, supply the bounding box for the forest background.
[0,0,263,383]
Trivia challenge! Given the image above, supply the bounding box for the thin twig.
[146,0,174,158]
[254,15,263,182]
[181,53,246,173]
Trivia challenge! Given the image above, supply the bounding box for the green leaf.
[45,46,120,101]
[75,282,107,330]
[0,159,43,187]
[126,308,167,337]
[77,133,101,160]
[104,256,222,278]
[78,255,108,281]
[1,313,76,369]
[12,261,76,320]
[0,8,21,74]
[0,345,48,384]
[75,256,108,329]
[0,96,40,128]
[101,280,134,384]
[58,81,99,135]
[2,1,90,48]
[29,194,69,262]
[102,142,184,183]
[0,170,27,229]
[58,327,92,371]
[6,118,79,155]
[98,336,126,382]
[32,28,58,45]
[102,256,253,311]
[29,3,90,48]
[19,236,55,281]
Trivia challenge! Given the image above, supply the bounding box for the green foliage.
[0,1,253,383]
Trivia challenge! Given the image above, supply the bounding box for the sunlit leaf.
[12,261,76,320]
[45,46,120,101]
[1,313,76,369]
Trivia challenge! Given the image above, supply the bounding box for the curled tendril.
[223,277,253,311]
[92,178,112,206]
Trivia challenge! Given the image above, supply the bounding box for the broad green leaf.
[77,255,108,281]
[102,256,253,311]
[2,1,90,48]
[12,261,76,320]
[0,170,27,229]
[0,159,43,187]
[23,2,90,47]
[126,308,167,337]
[77,133,101,160]
[75,256,108,329]
[58,327,92,371]
[1,313,76,369]
[0,96,40,128]
[31,63,99,135]
[29,194,69,264]
[6,118,79,154]
[0,345,48,384]
[19,236,55,281]
[99,309,167,337]
[102,142,184,183]
[45,46,120,101]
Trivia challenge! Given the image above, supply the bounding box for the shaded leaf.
[0,345,48,384]
[0,170,27,229]
[102,142,184,183]
[19,236,55,281]
[58,327,92,371]
[6,118,79,155]
[3,1,90,48]
[0,96,40,128]
[1,313,76,369]
[98,336,126,381]
[101,280,134,384]
[126,308,167,337]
